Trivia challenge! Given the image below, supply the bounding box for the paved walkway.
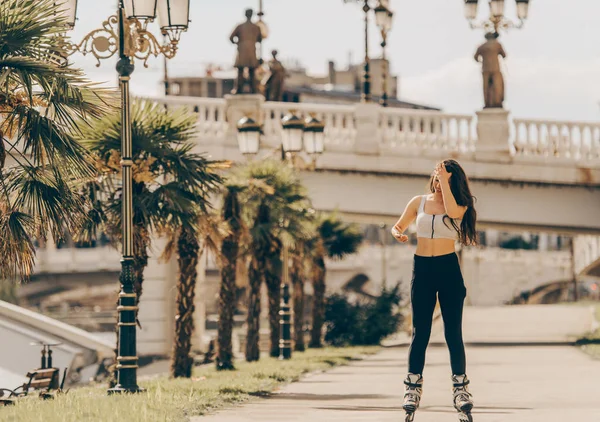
[195,305,600,422]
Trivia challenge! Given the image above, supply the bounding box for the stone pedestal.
[224,94,265,147]
[354,103,381,155]
[475,108,512,163]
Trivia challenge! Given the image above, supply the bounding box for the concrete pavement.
[194,305,600,422]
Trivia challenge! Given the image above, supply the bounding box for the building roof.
[286,86,440,110]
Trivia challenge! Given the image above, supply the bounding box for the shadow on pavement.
[271,393,392,401]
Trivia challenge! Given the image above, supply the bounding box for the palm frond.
[7,164,86,243]
[317,211,363,260]
[0,0,116,281]
[0,208,36,281]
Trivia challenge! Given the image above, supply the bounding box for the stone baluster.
[527,122,539,156]
[593,127,600,159]
[580,125,592,160]
[420,116,429,148]
[467,117,477,152]
[324,112,335,145]
[217,103,227,138]
[447,117,458,152]
[433,116,442,150]
[512,120,525,155]
[568,124,579,159]
[401,115,410,147]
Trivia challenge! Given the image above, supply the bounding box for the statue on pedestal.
[230,9,263,94]
[474,32,506,108]
[264,50,286,101]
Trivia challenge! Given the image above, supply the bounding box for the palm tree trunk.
[292,255,305,352]
[245,202,271,362]
[245,256,262,362]
[217,229,239,370]
[133,247,148,307]
[171,227,200,378]
[265,255,281,358]
[309,255,326,348]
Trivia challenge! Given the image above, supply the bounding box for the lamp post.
[57,0,190,394]
[374,2,393,107]
[464,0,530,31]
[236,112,325,360]
[344,1,393,103]
[256,0,269,63]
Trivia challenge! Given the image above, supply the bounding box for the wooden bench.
[23,368,64,399]
[0,343,68,405]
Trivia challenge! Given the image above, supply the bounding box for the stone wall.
[203,245,572,312]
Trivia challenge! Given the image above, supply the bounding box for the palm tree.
[167,215,225,378]
[239,159,312,361]
[78,100,225,378]
[216,183,245,371]
[79,100,222,303]
[309,213,363,348]
[291,245,307,352]
[0,0,114,281]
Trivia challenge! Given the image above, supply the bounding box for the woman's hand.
[435,162,452,183]
[391,226,409,243]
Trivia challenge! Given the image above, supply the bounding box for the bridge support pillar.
[475,108,512,163]
[224,94,265,147]
[354,103,381,155]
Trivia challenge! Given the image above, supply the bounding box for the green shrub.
[324,284,403,346]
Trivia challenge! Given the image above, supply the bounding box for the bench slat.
[27,379,52,389]
[26,368,59,379]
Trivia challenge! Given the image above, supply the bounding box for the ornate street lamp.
[237,117,261,155]
[374,1,393,107]
[281,113,305,154]
[56,0,190,394]
[464,0,530,31]
[236,112,325,360]
[344,0,394,103]
[464,0,479,20]
[302,115,326,156]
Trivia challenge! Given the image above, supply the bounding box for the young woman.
[391,159,477,422]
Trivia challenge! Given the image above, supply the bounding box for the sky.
[68,0,600,121]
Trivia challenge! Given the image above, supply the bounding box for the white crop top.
[415,195,460,241]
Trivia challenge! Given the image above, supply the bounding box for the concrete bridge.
[12,95,600,360]
[154,95,600,254]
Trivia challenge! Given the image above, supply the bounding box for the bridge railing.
[380,108,476,155]
[574,235,600,277]
[513,118,600,161]
[150,96,476,156]
[148,96,600,167]
[34,245,121,274]
[156,96,228,143]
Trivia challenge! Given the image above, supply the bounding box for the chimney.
[328,60,336,85]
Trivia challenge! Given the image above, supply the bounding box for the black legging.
[408,252,467,375]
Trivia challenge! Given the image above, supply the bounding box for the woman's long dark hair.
[428,159,478,246]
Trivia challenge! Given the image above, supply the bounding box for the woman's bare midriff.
[415,238,456,257]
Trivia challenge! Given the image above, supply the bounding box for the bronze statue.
[474,32,507,108]
[230,9,263,94]
[264,50,286,101]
